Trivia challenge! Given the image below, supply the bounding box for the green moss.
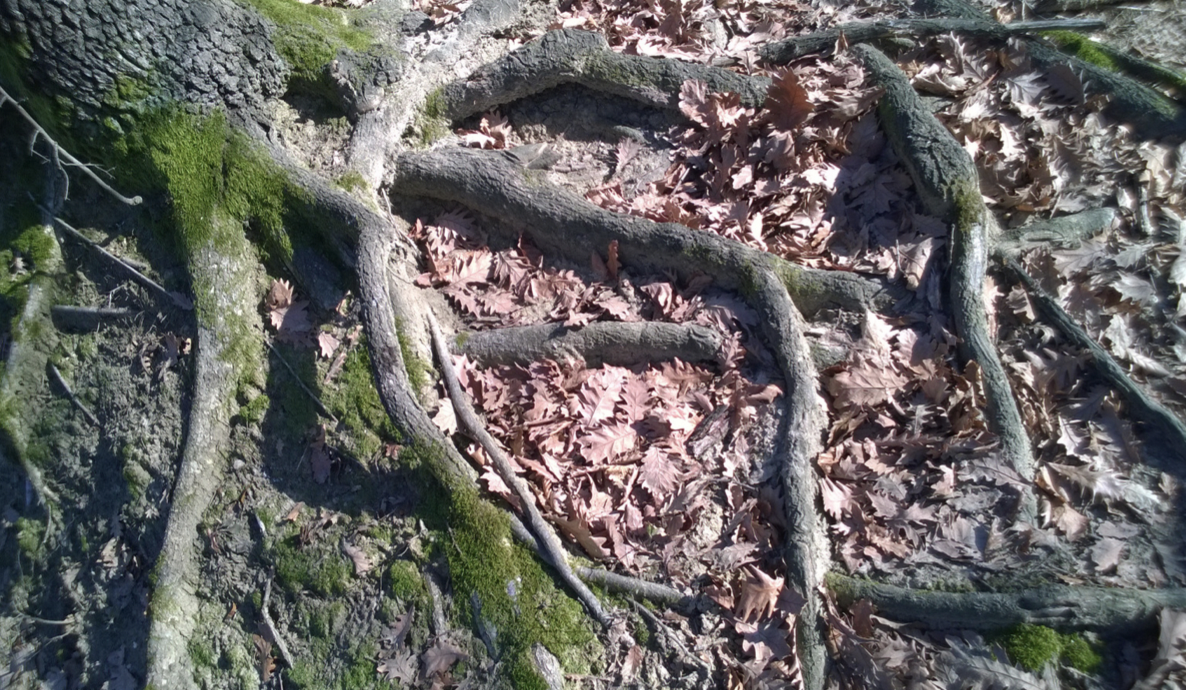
[333,170,368,194]
[388,559,427,602]
[237,0,370,97]
[15,517,44,559]
[324,342,396,459]
[1060,633,1102,673]
[238,392,271,425]
[188,636,218,669]
[998,624,1100,674]
[273,537,351,597]
[414,89,451,146]
[408,443,597,687]
[396,323,430,397]
[1044,30,1186,94]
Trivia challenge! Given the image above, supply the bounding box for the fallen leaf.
[422,638,467,678]
[1091,537,1125,573]
[342,541,373,576]
[318,331,340,359]
[766,68,812,132]
[736,566,784,622]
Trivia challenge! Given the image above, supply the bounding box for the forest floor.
[3,0,1186,688]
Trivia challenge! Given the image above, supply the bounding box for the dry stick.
[575,566,695,609]
[997,254,1186,465]
[50,216,191,311]
[426,309,612,628]
[47,364,98,427]
[1137,183,1156,237]
[50,305,137,332]
[758,16,1105,63]
[260,577,295,670]
[830,573,1186,633]
[0,86,141,207]
[853,44,1038,521]
[263,339,339,424]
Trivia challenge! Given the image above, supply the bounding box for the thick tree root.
[830,574,1186,633]
[146,229,261,688]
[454,321,722,368]
[998,255,1186,467]
[438,29,771,121]
[392,145,831,689]
[427,309,613,627]
[996,207,1116,255]
[393,147,890,318]
[758,17,1105,64]
[854,44,1038,520]
[917,0,1186,141]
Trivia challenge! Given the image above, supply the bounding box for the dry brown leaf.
[342,541,373,576]
[735,566,784,622]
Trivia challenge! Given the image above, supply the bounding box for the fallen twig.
[996,254,1186,466]
[427,308,613,628]
[260,577,295,670]
[50,216,191,311]
[576,566,697,610]
[50,305,137,332]
[264,339,339,424]
[0,86,142,206]
[47,364,99,427]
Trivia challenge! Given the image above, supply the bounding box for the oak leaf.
[735,566,784,622]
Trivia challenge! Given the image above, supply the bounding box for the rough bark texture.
[454,321,723,368]
[0,0,286,118]
[439,29,771,121]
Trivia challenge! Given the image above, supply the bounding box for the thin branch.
[260,577,295,670]
[264,339,339,424]
[49,215,192,311]
[0,85,142,206]
[427,308,613,628]
[47,364,99,427]
[575,566,697,609]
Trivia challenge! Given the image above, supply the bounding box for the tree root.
[997,254,1186,467]
[393,146,891,318]
[996,207,1117,255]
[830,573,1186,633]
[854,44,1038,521]
[392,144,831,689]
[427,309,614,628]
[758,17,1105,64]
[438,29,770,121]
[916,0,1186,141]
[454,321,722,368]
[47,364,98,427]
[146,219,261,688]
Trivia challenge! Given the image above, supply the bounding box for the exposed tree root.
[830,573,1186,633]
[438,28,771,121]
[393,147,891,318]
[998,254,1186,467]
[758,17,1105,64]
[145,221,262,689]
[392,145,832,689]
[454,321,723,368]
[996,207,1117,255]
[427,308,614,628]
[854,43,1038,521]
[917,0,1186,141]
